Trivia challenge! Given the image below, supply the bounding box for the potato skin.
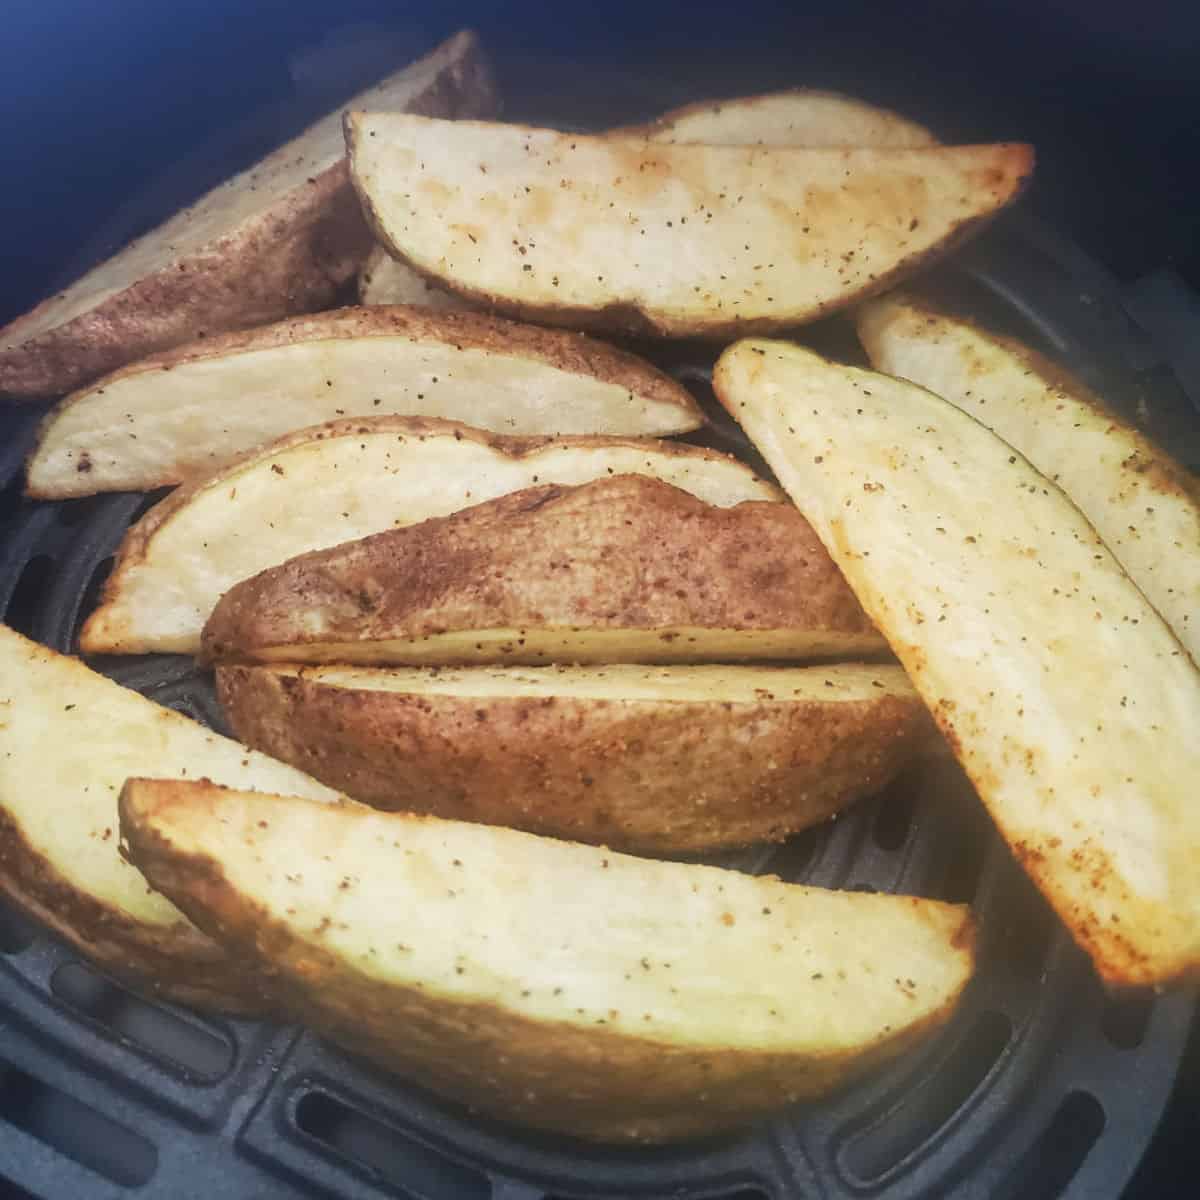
[217,664,931,852]
[203,474,881,663]
[121,779,974,1143]
[0,33,496,399]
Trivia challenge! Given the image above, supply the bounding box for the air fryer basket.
[1,56,1198,1200]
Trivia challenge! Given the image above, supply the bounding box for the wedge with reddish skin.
[201,474,884,667]
[346,113,1032,339]
[857,291,1200,665]
[0,624,338,1012]
[26,305,703,498]
[713,338,1200,988]
[215,661,929,852]
[0,31,497,400]
[119,778,975,1142]
[81,416,783,656]
[613,88,937,147]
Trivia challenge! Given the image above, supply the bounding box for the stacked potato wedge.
[16,43,1197,1149]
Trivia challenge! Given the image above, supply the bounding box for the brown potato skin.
[0,806,271,1013]
[0,34,497,399]
[217,664,931,851]
[202,474,881,663]
[121,778,973,1142]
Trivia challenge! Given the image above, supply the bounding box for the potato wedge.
[0,32,496,400]
[0,624,338,1010]
[614,88,937,147]
[713,339,1200,987]
[355,90,937,314]
[857,292,1200,665]
[202,474,883,667]
[120,778,974,1141]
[26,306,702,498]
[346,113,1032,339]
[81,417,782,656]
[359,245,468,310]
[215,662,928,851]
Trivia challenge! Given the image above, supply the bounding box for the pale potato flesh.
[244,627,886,665]
[347,113,1032,337]
[81,418,782,656]
[0,625,336,1007]
[359,245,468,309]
[27,306,702,498]
[713,339,1200,987]
[120,779,974,1141]
[251,661,911,702]
[857,293,1200,665]
[629,89,937,148]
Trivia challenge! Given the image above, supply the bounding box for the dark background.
[0,1,1197,1196]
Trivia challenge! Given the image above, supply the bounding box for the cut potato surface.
[202,474,883,666]
[0,624,337,1010]
[216,661,931,852]
[858,292,1200,665]
[347,113,1032,338]
[714,339,1200,987]
[26,305,702,498]
[0,31,496,399]
[82,417,782,656]
[120,779,974,1141]
[618,88,937,148]
[359,245,469,310]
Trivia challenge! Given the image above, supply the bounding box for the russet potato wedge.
[81,417,782,656]
[26,306,702,498]
[857,292,1200,665]
[359,245,468,310]
[346,113,1032,339]
[0,625,338,1010]
[0,32,496,400]
[201,474,884,667]
[615,88,937,147]
[713,339,1200,987]
[215,662,930,851]
[119,778,975,1141]
[357,89,937,314]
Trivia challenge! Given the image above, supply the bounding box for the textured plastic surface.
[0,83,1196,1200]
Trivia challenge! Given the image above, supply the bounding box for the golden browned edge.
[120,778,975,1142]
[80,415,783,653]
[27,303,702,496]
[201,473,880,663]
[607,87,937,142]
[0,801,270,1013]
[859,291,1200,516]
[345,117,1034,340]
[0,31,498,400]
[214,662,931,852]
